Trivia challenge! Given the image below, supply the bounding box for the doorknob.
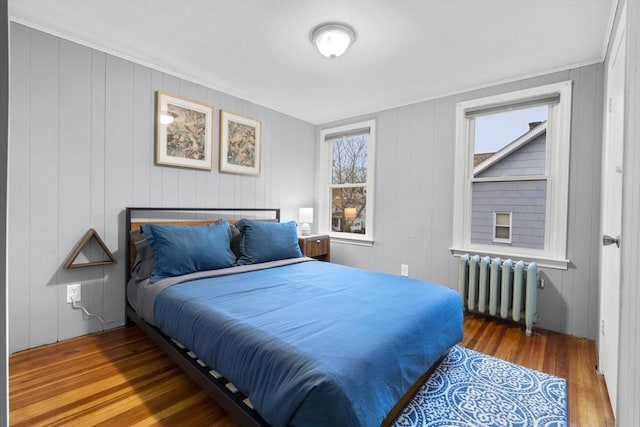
[602,235,620,248]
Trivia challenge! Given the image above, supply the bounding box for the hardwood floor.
[9,314,614,426]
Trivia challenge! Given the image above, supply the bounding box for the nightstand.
[298,234,330,262]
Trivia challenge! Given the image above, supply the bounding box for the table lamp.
[299,208,314,236]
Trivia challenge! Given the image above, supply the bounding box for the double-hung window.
[318,120,375,244]
[451,81,572,269]
[493,211,512,243]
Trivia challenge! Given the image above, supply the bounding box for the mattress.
[145,259,463,427]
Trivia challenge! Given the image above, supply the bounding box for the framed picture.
[156,91,214,170]
[219,110,262,175]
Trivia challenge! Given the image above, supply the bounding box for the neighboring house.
[471,121,546,249]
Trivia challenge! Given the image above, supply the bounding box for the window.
[451,81,572,269]
[493,212,512,243]
[472,105,547,249]
[318,120,375,244]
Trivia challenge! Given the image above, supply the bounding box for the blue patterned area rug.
[393,345,568,427]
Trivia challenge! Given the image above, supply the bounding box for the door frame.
[598,1,626,418]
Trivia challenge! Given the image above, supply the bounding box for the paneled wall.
[7,22,609,351]
[8,23,316,353]
[1,0,9,419]
[618,0,640,423]
[324,63,604,339]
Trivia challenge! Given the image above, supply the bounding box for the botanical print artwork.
[155,91,213,170]
[226,120,256,167]
[166,104,207,160]
[219,110,261,175]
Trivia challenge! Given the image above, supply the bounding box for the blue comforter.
[154,260,463,427]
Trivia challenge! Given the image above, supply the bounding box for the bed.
[125,207,463,427]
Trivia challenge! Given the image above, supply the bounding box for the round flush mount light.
[311,23,356,59]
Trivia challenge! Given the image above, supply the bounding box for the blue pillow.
[235,219,303,265]
[141,222,236,282]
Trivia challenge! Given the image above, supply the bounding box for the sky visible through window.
[475,105,548,154]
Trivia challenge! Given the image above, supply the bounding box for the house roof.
[474,121,547,176]
[474,152,494,166]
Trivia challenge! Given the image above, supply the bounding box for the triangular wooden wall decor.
[64,228,117,269]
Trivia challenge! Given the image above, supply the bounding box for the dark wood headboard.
[125,207,281,282]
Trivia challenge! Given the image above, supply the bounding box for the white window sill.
[492,238,512,244]
[450,247,569,270]
[329,234,374,247]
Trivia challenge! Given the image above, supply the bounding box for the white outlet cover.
[401,264,409,276]
[66,283,81,303]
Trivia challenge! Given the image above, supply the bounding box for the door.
[599,4,626,418]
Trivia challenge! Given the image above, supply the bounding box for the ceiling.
[9,0,616,125]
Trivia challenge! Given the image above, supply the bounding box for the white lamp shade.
[299,208,314,224]
[299,207,313,236]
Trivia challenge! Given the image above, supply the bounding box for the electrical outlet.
[537,278,545,289]
[400,264,409,277]
[67,283,81,303]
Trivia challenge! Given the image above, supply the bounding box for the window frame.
[318,119,376,245]
[451,81,572,269]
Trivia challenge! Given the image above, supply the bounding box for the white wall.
[7,23,316,353]
[322,63,604,340]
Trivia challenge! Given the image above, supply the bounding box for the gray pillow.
[130,229,154,281]
[230,223,242,259]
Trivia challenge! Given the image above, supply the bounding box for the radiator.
[458,254,538,336]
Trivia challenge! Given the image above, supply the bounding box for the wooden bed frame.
[124,207,444,427]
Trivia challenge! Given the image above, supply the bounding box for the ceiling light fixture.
[311,23,356,59]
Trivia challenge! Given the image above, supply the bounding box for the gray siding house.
[471,122,547,249]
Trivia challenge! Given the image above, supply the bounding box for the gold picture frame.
[156,91,214,170]
[219,110,262,176]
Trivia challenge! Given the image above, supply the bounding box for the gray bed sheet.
[127,257,313,325]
